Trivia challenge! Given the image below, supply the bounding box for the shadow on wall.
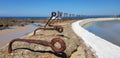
[13,48,68,58]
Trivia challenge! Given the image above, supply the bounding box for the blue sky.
[0,0,120,17]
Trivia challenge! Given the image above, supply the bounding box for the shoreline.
[0,25,37,48]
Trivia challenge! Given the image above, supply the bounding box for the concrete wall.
[72,18,120,58]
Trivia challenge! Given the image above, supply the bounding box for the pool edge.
[72,18,120,58]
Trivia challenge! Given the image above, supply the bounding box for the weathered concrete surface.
[72,18,120,58]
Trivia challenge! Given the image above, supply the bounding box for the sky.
[0,0,120,17]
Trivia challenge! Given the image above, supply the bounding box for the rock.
[0,20,97,58]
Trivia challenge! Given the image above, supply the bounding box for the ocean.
[0,15,119,20]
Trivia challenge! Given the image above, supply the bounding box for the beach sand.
[0,20,96,58]
[0,26,30,35]
[0,26,33,48]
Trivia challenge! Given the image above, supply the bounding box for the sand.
[0,26,30,35]
[0,25,35,48]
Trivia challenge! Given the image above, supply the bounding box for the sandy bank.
[0,25,37,48]
[0,26,30,35]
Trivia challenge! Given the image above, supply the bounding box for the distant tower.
[69,14,72,17]
[72,14,75,17]
[57,11,63,19]
[63,13,65,17]
[58,11,62,17]
[64,13,68,17]
[66,13,68,17]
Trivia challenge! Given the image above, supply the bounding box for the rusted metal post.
[8,38,66,53]
[50,11,63,24]
[47,11,62,26]
[44,12,57,28]
[33,12,64,36]
[33,26,63,35]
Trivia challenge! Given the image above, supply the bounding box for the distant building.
[117,14,120,17]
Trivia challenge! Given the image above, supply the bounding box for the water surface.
[84,20,120,46]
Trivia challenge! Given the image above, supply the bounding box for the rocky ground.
[0,20,97,58]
